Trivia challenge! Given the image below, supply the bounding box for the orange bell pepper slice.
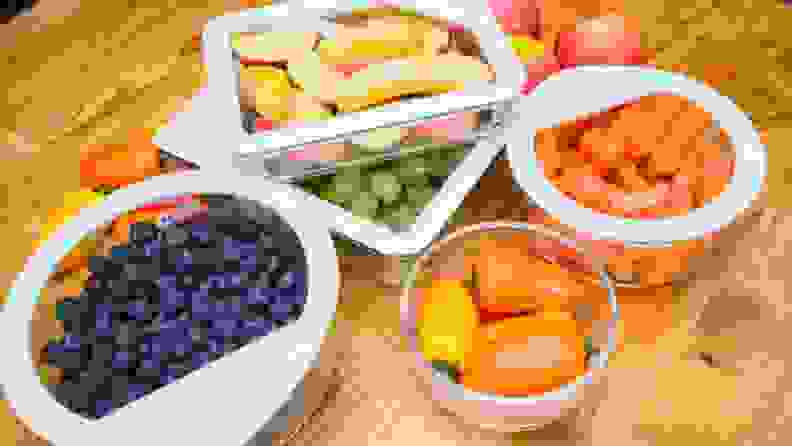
[80,129,161,189]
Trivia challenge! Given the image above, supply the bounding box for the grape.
[370,171,402,204]
[406,186,435,208]
[349,192,379,219]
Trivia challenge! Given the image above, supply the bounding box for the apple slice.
[317,16,448,66]
[288,51,346,103]
[289,91,334,124]
[232,31,319,65]
[334,52,493,112]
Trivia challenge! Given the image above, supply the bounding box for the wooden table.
[2,0,791,444]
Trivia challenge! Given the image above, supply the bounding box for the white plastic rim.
[506,65,767,247]
[0,171,339,446]
[400,222,619,406]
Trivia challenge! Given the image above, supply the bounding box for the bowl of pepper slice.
[400,221,618,432]
[507,66,767,288]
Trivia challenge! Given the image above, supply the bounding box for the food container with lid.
[153,0,526,256]
[400,221,619,432]
[1,171,339,446]
[505,65,767,287]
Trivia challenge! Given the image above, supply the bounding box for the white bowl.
[1,171,339,446]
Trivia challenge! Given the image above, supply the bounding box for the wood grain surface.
[2,0,791,445]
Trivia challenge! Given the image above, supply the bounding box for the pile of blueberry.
[42,198,308,419]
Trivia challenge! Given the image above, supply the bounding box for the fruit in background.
[487,0,540,37]
[556,15,645,68]
[232,31,318,65]
[334,53,493,112]
[460,313,585,396]
[417,279,479,369]
[79,130,161,189]
[34,189,105,274]
[520,51,562,95]
[240,65,295,122]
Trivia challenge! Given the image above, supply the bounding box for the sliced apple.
[287,50,346,103]
[232,31,318,65]
[289,91,334,124]
[334,53,494,112]
[317,16,448,66]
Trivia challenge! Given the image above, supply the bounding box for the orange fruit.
[461,313,585,396]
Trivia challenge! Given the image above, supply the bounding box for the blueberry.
[124,262,160,282]
[109,246,131,260]
[55,298,83,322]
[111,350,135,370]
[126,298,154,321]
[276,270,298,290]
[268,303,293,322]
[256,236,276,253]
[88,256,123,278]
[53,381,94,415]
[127,383,154,402]
[259,255,279,275]
[241,318,274,338]
[129,222,159,244]
[163,225,190,247]
[43,343,85,371]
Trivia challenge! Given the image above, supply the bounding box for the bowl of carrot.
[400,221,618,432]
[507,85,767,287]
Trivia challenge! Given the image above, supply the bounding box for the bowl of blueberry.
[16,185,338,427]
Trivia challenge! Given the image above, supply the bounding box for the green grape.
[406,185,435,208]
[331,169,363,201]
[397,156,431,179]
[388,203,416,227]
[318,187,343,205]
[349,191,379,219]
[369,171,402,204]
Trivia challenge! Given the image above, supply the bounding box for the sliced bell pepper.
[80,129,161,189]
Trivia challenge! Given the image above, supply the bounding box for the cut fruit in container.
[416,278,479,369]
[333,53,494,112]
[317,16,448,65]
[232,31,319,65]
[240,65,296,121]
[287,50,346,103]
[460,313,586,396]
